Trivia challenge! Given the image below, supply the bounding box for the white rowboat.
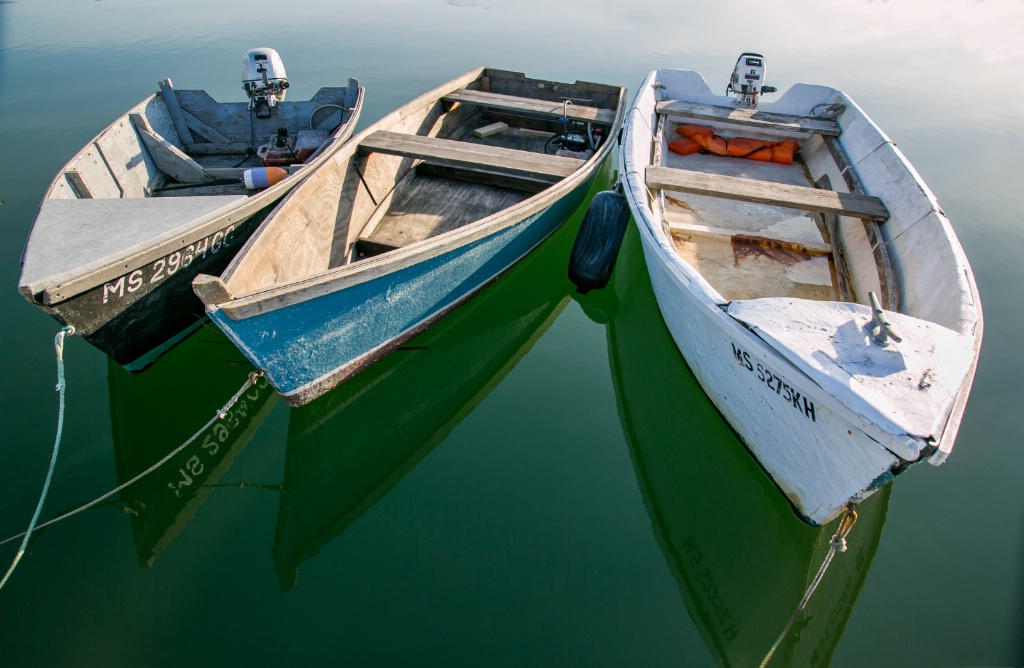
[617,65,982,525]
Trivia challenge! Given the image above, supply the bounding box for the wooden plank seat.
[359,131,585,182]
[443,89,616,125]
[647,166,889,222]
[656,99,841,136]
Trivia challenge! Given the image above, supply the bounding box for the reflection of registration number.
[101,226,236,304]
[166,375,267,498]
[730,342,816,422]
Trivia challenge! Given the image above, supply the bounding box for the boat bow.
[727,298,975,461]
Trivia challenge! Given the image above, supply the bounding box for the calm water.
[1,1,1022,665]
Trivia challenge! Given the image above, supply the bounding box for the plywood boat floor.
[670,231,838,302]
[659,149,828,241]
[366,174,530,249]
[657,144,838,302]
[667,221,832,255]
[465,127,550,153]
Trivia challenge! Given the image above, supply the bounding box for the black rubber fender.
[568,189,631,294]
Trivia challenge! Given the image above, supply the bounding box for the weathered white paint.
[19,78,364,306]
[621,68,983,525]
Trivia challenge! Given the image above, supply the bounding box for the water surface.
[1,1,1022,665]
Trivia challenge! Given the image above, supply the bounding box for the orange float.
[671,123,800,164]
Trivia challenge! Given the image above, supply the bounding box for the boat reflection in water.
[577,226,890,667]
[108,328,278,567]
[272,212,575,592]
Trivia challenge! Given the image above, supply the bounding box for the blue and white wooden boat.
[616,58,982,525]
[18,48,363,370]
[194,68,626,406]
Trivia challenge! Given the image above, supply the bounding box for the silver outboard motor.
[242,48,289,119]
[727,52,777,107]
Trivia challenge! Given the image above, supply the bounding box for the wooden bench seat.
[656,100,841,136]
[646,166,889,222]
[359,131,584,182]
[444,89,616,125]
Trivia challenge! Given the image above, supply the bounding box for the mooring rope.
[810,101,846,120]
[0,353,264,563]
[0,326,75,590]
[759,505,858,668]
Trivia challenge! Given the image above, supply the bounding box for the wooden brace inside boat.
[129,113,213,185]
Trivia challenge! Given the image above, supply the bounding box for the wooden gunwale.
[822,134,899,311]
[211,70,627,321]
[25,83,364,304]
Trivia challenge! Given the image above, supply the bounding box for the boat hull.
[620,68,982,525]
[598,226,889,664]
[20,78,363,370]
[40,211,265,369]
[208,176,595,406]
[634,218,900,525]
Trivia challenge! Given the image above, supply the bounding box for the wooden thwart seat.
[656,99,841,136]
[444,89,616,125]
[360,131,584,182]
[647,166,889,222]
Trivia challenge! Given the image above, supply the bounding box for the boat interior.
[641,89,982,450]
[46,78,362,201]
[648,101,897,311]
[223,69,623,296]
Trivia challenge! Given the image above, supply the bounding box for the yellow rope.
[759,505,858,668]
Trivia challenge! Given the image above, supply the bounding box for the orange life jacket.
[726,137,774,162]
[668,137,702,156]
[672,123,800,164]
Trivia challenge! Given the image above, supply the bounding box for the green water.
[1,1,1022,665]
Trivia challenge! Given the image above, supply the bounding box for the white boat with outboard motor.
[570,53,983,525]
[18,48,363,370]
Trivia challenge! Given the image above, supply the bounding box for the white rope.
[0,326,75,590]
[0,366,265,554]
[759,506,858,668]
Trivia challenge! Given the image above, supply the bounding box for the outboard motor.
[727,52,777,107]
[242,48,289,119]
